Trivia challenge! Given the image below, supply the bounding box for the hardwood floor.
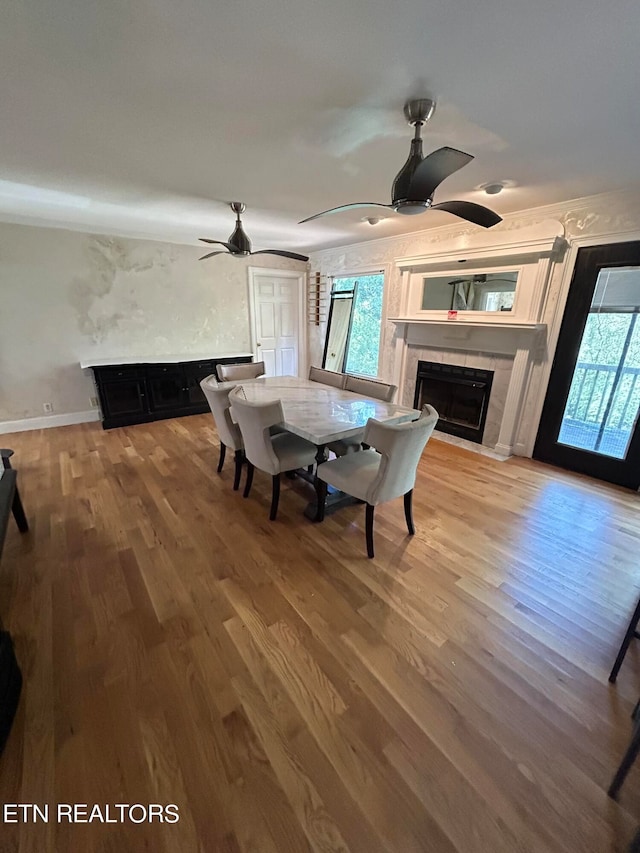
[1,415,640,852]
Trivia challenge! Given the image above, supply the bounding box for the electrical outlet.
[43,402,53,413]
[90,396,99,408]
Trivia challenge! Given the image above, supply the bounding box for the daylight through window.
[322,273,384,377]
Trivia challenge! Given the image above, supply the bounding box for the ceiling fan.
[199,202,309,261]
[299,99,502,229]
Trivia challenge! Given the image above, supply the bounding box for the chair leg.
[12,486,29,533]
[610,597,640,683]
[217,442,226,473]
[609,715,640,799]
[233,450,244,491]
[404,490,415,536]
[270,474,281,521]
[243,462,254,498]
[365,504,375,558]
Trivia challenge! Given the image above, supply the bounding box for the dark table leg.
[302,444,359,522]
[312,445,327,522]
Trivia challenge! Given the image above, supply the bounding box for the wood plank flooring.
[1,415,640,852]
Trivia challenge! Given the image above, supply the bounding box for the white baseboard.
[0,409,100,435]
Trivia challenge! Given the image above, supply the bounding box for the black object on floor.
[610,596,640,683]
[609,698,640,799]
[0,631,22,755]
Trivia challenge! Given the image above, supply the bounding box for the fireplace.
[414,361,494,443]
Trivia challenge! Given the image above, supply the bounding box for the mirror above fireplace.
[390,219,568,329]
[421,270,519,312]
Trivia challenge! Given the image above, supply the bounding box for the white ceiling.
[1,0,639,253]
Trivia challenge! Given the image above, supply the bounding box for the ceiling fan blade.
[198,250,228,260]
[299,203,392,224]
[430,200,502,228]
[406,147,474,200]
[199,239,237,251]
[251,250,310,262]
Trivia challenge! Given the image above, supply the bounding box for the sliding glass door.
[534,241,640,488]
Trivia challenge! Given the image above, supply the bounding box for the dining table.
[220,375,421,519]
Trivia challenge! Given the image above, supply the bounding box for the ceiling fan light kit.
[199,201,309,262]
[483,183,505,195]
[299,99,502,229]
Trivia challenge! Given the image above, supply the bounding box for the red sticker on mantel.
[447,310,458,320]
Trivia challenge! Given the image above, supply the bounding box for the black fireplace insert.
[414,360,494,443]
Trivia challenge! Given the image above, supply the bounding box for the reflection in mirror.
[421,271,518,312]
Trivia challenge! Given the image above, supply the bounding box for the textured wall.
[0,221,305,423]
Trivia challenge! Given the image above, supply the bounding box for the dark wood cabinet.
[90,356,252,429]
[147,366,187,412]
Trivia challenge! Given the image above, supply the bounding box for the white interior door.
[249,269,304,376]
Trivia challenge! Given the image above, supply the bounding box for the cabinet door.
[147,366,187,411]
[100,378,148,418]
[183,361,215,406]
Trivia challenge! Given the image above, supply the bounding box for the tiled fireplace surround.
[404,345,512,449]
[395,322,541,455]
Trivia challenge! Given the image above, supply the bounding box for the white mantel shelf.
[388,318,545,331]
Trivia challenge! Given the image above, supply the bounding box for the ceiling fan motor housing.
[229,202,251,254]
[392,99,436,214]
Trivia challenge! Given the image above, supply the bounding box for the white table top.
[213,375,420,445]
[80,352,252,369]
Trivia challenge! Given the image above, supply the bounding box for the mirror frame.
[405,262,536,323]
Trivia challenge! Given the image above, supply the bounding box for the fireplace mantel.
[389,317,545,331]
[390,220,566,457]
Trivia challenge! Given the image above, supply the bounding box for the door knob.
[257,343,261,347]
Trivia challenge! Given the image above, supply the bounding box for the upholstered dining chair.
[316,405,438,557]
[217,360,266,382]
[200,376,245,490]
[308,366,347,388]
[327,375,399,457]
[345,374,397,402]
[229,386,318,520]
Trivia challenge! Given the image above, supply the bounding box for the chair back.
[345,375,397,402]
[228,386,283,474]
[309,366,346,388]
[217,361,266,382]
[200,376,243,452]
[362,405,438,505]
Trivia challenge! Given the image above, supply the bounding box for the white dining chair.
[327,375,399,457]
[229,386,318,520]
[308,366,347,388]
[200,376,245,490]
[217,361,266,382]
[316,405,438,557]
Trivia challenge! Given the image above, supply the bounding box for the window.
[322,273,384,377]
